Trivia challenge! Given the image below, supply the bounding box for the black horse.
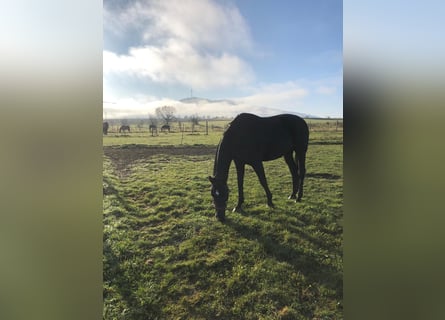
[161,124,170,133]
[208,113,309,222]
[103,122,109,135]
[119,125,130,133]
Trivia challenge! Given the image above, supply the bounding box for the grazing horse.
[208,113,309,222]
[161,124,170,133]
[103,122,109,135]
[149,124,158,136]
[119,125,130,133]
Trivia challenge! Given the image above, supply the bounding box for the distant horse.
[161,124,170,133]
[103,122,109,135]
[149,124,158,136]
[119,125,130,133]
[208,113,309,222]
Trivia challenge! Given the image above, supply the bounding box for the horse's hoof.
[233,206,242,213]
[288,194,296,200]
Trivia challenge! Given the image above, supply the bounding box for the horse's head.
[208,176,229,222]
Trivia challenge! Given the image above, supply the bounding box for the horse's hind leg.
[284,152,299,200]
[252,161,274,208]
[296,152,306,202]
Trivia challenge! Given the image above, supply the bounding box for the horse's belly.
[262,143,293,161]
[239,150,284,163]
[234,140,291,163]
[263,154,283,161]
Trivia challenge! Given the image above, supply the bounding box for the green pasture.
[103,118,343,147]
[103,120,343,319]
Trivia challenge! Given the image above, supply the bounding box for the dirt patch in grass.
[104,144,216,174]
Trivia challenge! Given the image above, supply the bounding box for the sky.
[103,0,343,119]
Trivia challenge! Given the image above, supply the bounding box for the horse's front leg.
[233,160,245,212]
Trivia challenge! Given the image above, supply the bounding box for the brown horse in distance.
[119,125,130,133]
[103,122,109,135]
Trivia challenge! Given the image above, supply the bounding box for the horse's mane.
[213,140,222,176]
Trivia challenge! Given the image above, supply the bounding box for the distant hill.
[180,96,236,105]
[179,96,321,118]
[103,96,325,119]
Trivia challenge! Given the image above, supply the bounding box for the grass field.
[103,119,342,147]
[103,119,343,319]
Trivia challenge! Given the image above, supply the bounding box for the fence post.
[181,123,184,145]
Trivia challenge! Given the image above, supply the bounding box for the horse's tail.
[291,117,309,154]
[295,118,309,201]
[301,120,309,153]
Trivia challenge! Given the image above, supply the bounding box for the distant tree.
[137,120,144,131]
[190,114,200,126]
[148,113,158,136]
[190,114,200,133]
[148,113,158,126]
[155,106,176,125]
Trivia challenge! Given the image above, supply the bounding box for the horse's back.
[226,113,309,160]
[229,113,308,142]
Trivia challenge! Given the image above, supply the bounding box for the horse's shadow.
[306,172,341,180]
[225,214,342,293]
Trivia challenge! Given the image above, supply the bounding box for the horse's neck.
[214,139,232,182]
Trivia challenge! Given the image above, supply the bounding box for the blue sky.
[103,0,343,118]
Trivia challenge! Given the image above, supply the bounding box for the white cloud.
[103,43,253,89]
[103,97,283,119]
[103,82,310,119]
[237,82,308,108]
[140,0,253,52]
[103,74,343,119]
[316,86,337,95]
[103,97,178,119]
[103,0,254,89]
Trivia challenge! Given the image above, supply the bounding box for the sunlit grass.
[103,130,343,319]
